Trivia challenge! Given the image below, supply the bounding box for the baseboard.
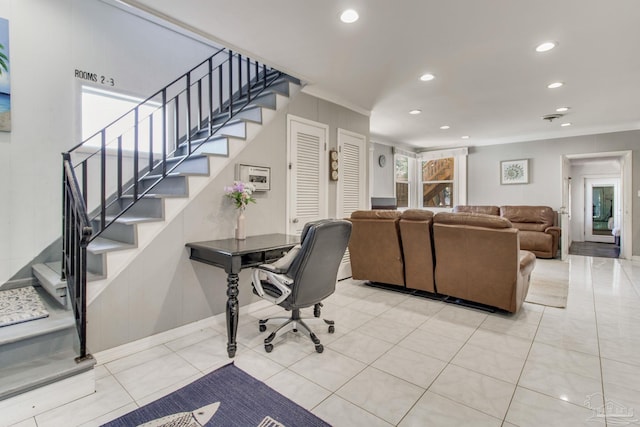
[93,300,269,365]
[0,277,36,291]
[631,255,640,262]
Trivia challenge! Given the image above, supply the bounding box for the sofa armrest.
[519,250,536,278]
[545,226,561,256]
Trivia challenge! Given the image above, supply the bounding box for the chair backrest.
[399,209,435,292]
[453,205,500,216]
[287,219,352,308]
[433,212,520,310]
[347,210,405,286]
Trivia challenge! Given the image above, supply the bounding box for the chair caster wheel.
[315,344,324,353]
[293,328,298,332]
[328,325,335,334]
[265,344,273,353]
[259,324,266,332]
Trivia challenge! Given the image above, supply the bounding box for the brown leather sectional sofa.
[453,205,560,258]
[348,209,536,313]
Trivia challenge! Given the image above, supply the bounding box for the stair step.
[91,218,136,246]
[231,91,278,111]
[175,137,228,157]
[151,155,210,176]
[0,347,95,402]
[211,105,262,126]
[106,197,164,221]
[125,174,188,197]
[0,286,86,402]
[32,264,67,308]
[210,119,247,139]
[0,287,73,350]
[87,237,136,254]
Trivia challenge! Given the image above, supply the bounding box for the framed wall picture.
[236,164,271,191]
[500,159,529,185]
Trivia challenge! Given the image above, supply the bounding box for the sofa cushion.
[453,205,500,216]
[351,210,401,220]
[500,206,555,232]
[434,212,513,229]
[519,230,553,253]
[400,209,434,221]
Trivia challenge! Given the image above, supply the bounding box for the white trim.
[417,148,468,208]
[563,150,632,259]
[418,147,468,159]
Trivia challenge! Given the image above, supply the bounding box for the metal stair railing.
[62,153,93,361]
[61,47,290,361]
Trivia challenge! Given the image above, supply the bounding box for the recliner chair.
[251,219,352,353]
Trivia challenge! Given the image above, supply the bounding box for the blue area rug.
[102,363,330,427]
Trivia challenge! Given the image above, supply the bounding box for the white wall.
[88,92,369,352]
[0,0,216,284]
[468,130,639,254]
[371,143,394,197]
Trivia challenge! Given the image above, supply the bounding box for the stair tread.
[105,214,163,225]
[88,237,136,254]
[0,286,74,347]
[32,263,65,288]
[0,347,95,400]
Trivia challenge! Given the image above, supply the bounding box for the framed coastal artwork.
[0,17,9,132]
[500,159,529,185]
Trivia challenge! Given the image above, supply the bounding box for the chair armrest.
[251,268,293,304]
[255,263,285,274]
[266,245,302,273]
[545,226,561,256]
[519,250,536,278]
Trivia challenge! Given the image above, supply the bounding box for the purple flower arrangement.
[224,181,256,210]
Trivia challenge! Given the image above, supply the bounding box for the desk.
[186,233,299,357]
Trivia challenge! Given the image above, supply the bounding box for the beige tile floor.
[9,255,640,426]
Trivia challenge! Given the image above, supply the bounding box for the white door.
[585,178,618,243]
[336,129,367,279]
[286,115,329,235]
[560,155,571,260]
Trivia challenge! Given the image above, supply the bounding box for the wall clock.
[378,154,386,167]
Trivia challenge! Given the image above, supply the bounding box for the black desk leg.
[226,272,239,357]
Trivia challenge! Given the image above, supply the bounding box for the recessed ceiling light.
[420,73,435,82]
[556,106,570,112]
[547,82,564,89]
[561,122,572,127]
[461,135,470,139]
[536,41,557,52]
[409,109,422,115]
[440,125,450,130]
[340,9,359,23]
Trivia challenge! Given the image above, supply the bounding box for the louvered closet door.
[337,129,367,279]
[287,115,328,235]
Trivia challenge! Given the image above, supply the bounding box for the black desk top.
[186,233,299,256]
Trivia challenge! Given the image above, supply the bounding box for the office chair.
[251,219,352,353]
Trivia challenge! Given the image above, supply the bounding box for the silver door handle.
[292,218,299,223]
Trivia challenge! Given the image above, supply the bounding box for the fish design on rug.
[137,402,220,427]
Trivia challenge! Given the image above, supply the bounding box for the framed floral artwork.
[501,159,529,184]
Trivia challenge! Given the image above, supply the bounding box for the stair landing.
[0,286,95,424]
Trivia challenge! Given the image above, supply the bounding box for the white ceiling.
[121,0,640,150]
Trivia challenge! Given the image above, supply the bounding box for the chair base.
[258,305,334,353]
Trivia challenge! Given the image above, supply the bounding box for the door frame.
[561,150,631,259]
[584,177,619,244]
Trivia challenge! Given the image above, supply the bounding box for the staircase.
[2,47,300,422]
